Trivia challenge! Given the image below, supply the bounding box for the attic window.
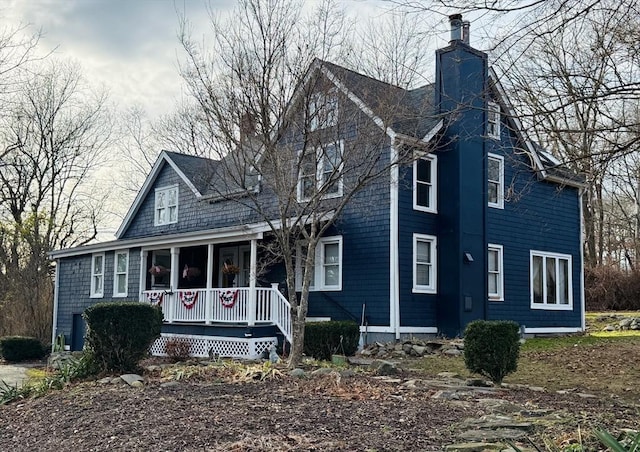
[487,101,501,139]
[154,185,178,226]
[297,141,344,202]
[309,90,338,131]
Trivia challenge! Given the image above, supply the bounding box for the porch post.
[206,243,214,325]
[170,247,180,322]
[248,238,257,326]
[139,250,148,301]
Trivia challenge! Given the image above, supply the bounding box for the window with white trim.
[154,185,178,226]
[413,234,437,293]
[530,251,572,310]
[295,236,343,291]
[488,101,501,139]
[113,250,129,297]
[297,141,344,202]
[90,253,105,298]
[309,91,338,131]
[413,154,437,213]
[488,244,503,301]
[488,153,504,209]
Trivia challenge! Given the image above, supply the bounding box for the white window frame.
[413,153,437,213]
[309,90,338,131]
[113,250,129,298]
[530,250,573,310]
[297,141,344,202]
[488,101,501,139]
[413,233,437,294]
[90,253,105,298]
[488,153,504,209]
[154,184,179,226]
[488,244,504,301]
[295,235,343,291]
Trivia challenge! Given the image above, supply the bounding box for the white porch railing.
[142,286,292,344]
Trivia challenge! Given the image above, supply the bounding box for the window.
[530,251,572,310]
[90,253,105,298]
[413,234,437,293]
[154,185,178,226]
[113,250,129,297]
[295,236,343,291]
[309,91,338,131]
[488,244,503,301]
[488,153,504,209]
[487,101,500,139]
[413,154,437,213]
[297,141,344,202]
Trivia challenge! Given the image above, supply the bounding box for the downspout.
[50,258,60,352]
[390,134,401,340]
[579,188,586,331]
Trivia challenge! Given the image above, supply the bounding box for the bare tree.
[178,0,440,366]
[0,59,113,341]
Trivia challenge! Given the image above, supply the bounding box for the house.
[50,15,586,358]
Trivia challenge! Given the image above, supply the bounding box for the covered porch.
[138,236,292,346]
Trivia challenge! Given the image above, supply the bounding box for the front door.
[219,245,250,287]
[71,313,85,351]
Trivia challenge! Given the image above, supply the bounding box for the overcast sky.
[3,0,396,120]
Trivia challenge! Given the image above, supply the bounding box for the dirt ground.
[0,353,639,452]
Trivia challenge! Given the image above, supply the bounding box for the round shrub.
[463,320,520,384]
[303,321,359,361]
[83,302,163,373]
[0,336,46,362]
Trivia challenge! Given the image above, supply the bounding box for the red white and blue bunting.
[219,290,239,308]
[179,291,199,309]
[146,291,164,306]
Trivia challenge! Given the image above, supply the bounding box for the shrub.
[585,266,640,311]
[463,320,520,384]
[165,338,192,362]
[304,321,359,361]
[83,302,163,373]
[0,336,46,362]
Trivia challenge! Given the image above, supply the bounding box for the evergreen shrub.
[463,320,520,384]
[83,302,163,372]
[0,336,46,362]
[304,321,359,361]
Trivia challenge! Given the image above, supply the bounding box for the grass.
[409,313,640,400]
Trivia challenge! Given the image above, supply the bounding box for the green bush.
[83,302,163,373]
[0,336,46,362]
[463,320,520,384]
[304,321,359,361]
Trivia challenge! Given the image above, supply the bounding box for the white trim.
[296,141,344,203]
[164,153,203,198]
[487,153,504,209]
[487,100,501,139]
[113,250,129,298]
[154,184,179,226]
[390,138,400,340]
[306,317,331,322]
[530,250,573,310]
[487,244,504,301]
[412,233,437,294]
[413,153,437,213]
[360,325,393,333]
[90,253,105,298]
[398,327,438,333]
[295,235,343,291]
[51,259,61,351]
[524,327,583,334]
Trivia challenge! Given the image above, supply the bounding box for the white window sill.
[530,303,573,311]
[412,287,436,294]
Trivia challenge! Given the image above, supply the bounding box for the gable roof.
[488,68,586,189]
[115,151,218,238]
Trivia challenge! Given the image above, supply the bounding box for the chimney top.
[462,21,470,44]
[449,14,463,42]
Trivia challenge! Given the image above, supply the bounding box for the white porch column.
[248,238,257,326]
[206,243,214,325]
[139,250,148,301]
[170,247,180,322]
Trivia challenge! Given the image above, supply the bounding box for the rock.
[145,365,162,373]
[603,325,616,332]
[369,360,397,376]
[438,371,461,379]
[576,392,597,398]
[432,390,460,400]
[443,348,462,356]
[289,368,306,378]
[160,381,180,388]
[311,367,334,376]
[129,380,144,388]
[619,318,633,329]
[120,374,144,386]
[412,345,427,356]
[339,369,355,378]
[97,377,113,385]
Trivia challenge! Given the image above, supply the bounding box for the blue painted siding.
[487,126,582,328]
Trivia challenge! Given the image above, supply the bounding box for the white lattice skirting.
[150,333,277,360]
